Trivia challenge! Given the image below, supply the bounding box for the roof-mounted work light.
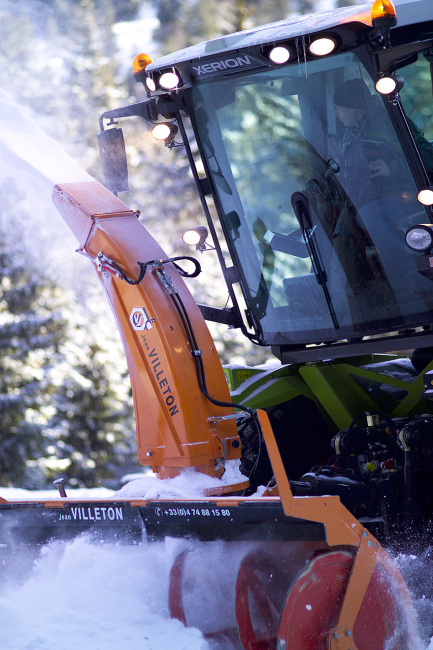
[159,70,181,90]
[268,46,291,64]
[146,77,157,92]
[309,37,336,57]
[418,188,433,206]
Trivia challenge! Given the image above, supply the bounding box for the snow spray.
[0,535,210,650]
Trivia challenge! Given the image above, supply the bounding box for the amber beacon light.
[371,0,397,30]
[133,53,153,82]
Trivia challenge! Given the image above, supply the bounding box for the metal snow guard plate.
[0,501,144,546]
[0,499,325,545]
[141,500,326,542]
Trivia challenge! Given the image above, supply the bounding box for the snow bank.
[0,487,115,501]
[115,460,247,499]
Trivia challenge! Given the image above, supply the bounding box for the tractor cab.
[187,38,433,361]
[99,0,433,365]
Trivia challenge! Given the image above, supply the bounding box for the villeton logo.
[130,307,154,331]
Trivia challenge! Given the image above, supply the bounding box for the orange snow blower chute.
[52,180,248,493]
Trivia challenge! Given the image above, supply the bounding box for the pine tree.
[0,0,129,180]
[0,222,137,488]
[0,188,67,486]
[46,333,136,489]
[0,173,137,488]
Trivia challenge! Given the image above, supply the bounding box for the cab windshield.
[192,49,433,347]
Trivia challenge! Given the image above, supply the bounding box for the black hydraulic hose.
[103,252,252,416]
[169,288,254,416]
[105,255,201,285]
[169,288,267,492]
[168,287,267,495]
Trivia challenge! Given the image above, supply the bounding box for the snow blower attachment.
[4,0,433,647]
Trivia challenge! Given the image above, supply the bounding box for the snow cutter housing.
[3,0,433,647]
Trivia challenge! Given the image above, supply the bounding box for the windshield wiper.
[291,191,339,330]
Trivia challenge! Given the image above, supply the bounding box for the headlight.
[151,123,178,142]
[405,225,433,252]
[159,71,180,89]
[418,189,433,206]
[182,226,209,252]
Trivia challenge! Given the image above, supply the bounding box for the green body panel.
[226,355,433,431]
[225,363,314,409]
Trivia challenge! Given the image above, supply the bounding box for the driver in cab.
[333,78,396,200]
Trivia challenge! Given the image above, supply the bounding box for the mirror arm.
[99,94,186,132]
[99,99,159,132]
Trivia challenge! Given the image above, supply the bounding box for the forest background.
[0,0,364,490]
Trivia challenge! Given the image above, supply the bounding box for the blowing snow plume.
[0,90,90,279]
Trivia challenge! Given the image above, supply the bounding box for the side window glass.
[399,53,433,176]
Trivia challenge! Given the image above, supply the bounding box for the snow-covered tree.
[0,185,66,486]
[45,333,136,489]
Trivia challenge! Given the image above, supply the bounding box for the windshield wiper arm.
[291,191,339,330]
